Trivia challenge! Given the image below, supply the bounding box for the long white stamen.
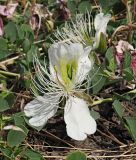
[53,11,94,46]
[74,66,101,90]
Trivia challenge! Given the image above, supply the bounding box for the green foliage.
[78,1,91,14]
[23,149,44,160]
[7,128,27,147]
[0,147,13,159]
[66,151,87,160]
[0,38,7,50]
[105,47,117,72]
[113,100,136,142]
[123,52,134,81]
[125,117,136,141]
[89,64,106,94]
[0,38,9,60]
[67,0,91,15]
[4,21,18,43]
[90,110,100,120]
[0,146,44,159]
[26,45,38,63]
[99,0,125,14]
[13,112,26,126]
[112,100,124,118]
[67,1,77,15]
[0,97,10,112]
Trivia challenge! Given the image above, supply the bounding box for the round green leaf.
[112,100,124,118]
[67,1,77,14]
[23,38,31,52]
[24,149,43,160]
[0,38,7,50]
[66,151,87,160]
[4,22,18,43]
[90,110,100,120]
[0,98,10,112]
[78,1,91,14]
[7,129,26,147]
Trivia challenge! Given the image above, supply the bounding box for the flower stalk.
[0,70,20,78]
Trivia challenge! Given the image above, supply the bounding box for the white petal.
[64,96,97,141]
[48,43,68,81]
[94,13,111,35]
[24,94,60,127]
[28,107,57,127]
[48,43,84,81]
[66,43,83,59]
[48,43,60,79]
[29,114,47,127]
[76,46,93,83]
[49,43,83,66]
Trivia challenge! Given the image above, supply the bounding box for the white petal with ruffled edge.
[64,96,97,141]
[75,46,93,84]
[24,94,60,127]
[93,13,110,49]
[94,13,111,35]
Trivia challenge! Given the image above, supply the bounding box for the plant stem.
[74,91,113,106]
[92,98,113,106]
[0,70,20,78]
[0,114,3,131]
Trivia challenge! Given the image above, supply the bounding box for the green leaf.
[21,24,34,42]
[13,112,25,126]
[125,117,136,141]
[5,93,15,107]
[0,38,7,50]
[78,1,91,13]
[7,127,27,147]
[106,47,117,72]
[122,52,133,81]
[132,31,136,47]
[0,38,11,59]
[112,100,124,118]
[0,49,10,60]
[99,0,119,11]
[24,149,43,160]
[123,52,131,68]
[0,147,12,158]
[90,110,100,120]
[27,45,38,63]
[67,1,77,14]
[66,151,87,160]
[23,38,31,52]
[123,67,134,81]
[21,24,34,34]
[0,97,10,112]
[4,22,18,43]
[89,65,106,94]
[17,25,25,40]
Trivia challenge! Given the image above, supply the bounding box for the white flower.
[24,42,96,141]
[52,12,111,48]
[94,12,111,48]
